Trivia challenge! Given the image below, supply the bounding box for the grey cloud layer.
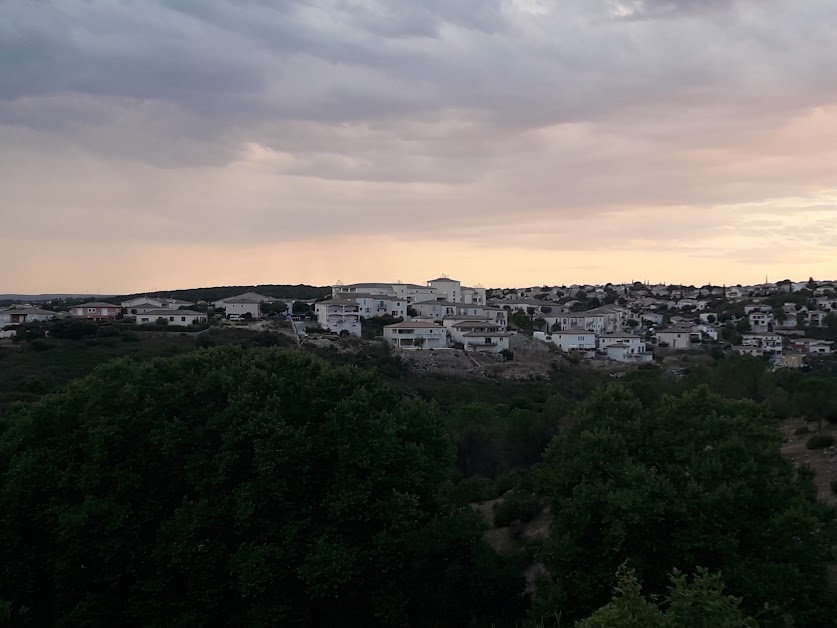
[1,0,836,252]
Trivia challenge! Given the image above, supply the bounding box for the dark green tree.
[0,348,461,626]
[534,385,837,626]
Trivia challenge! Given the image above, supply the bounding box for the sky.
[1,0,836,293]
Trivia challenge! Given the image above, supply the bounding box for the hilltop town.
[2,276,836,370]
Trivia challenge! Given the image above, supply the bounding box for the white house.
[554,306,627,334]
[333,282,439,303]
[748,311,773,333]
[449,321,504,345]
[383,321,447,349]
[806,310,829,327]
[426,277,463,303]
[461,332,511,353]
[0,306,56,325]
[741,333,783,354]
[603,342,653,364]
[349,294,407,318]
[122,296,194,311]
[691,324,719,341]
[551,330,597,352]
[212,293,268,319]
[734,345,767,357]
[135,309,206,326]
[314,300,361,336]
[596,333,646,355]
[791,338,834,355]
[655,327,692,350]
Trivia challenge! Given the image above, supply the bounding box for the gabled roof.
[0,307,55,316]
[75,302,120,308]
[137,309,205,317]
[452,321,501,330]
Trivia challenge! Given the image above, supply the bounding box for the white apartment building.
[333,282,438,303]
[349,294,406,318]
[383,321,447,349]
[314,300,361,337]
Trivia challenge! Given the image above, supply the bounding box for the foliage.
[360,315,403,339]
[113,284,330,304]
[575,565,757,628]
[510,311,534,333]
[291,300,311,314]
[805,434,835,450]
[0,348,458,626]
[492,491,543,527]
[534,385,837,626]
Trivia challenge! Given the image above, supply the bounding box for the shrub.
[794,425,811,436]
[500,349,514,361]
[831,480,837,496]
[806,434,835,450]
[494,470,523,495]
[493,491,543,528]
[442,477,496,508]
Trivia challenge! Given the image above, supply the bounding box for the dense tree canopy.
[534,386,837,626]
[0,348,489,626]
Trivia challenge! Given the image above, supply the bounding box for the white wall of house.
[222,302,261,319]
[461,286,487,305]
[551,331,597,351]
[449,321,503,344]
[596,334,645,354]
[742,333,782,354]
[462,333,510,353]
[383,323,447,349]
[427,278,462,303]
[605,343,653,363]
[315,302,362,336]
[136,310,206,326]
[656,331,691,349]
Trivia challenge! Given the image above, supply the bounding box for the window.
[169,317,174,322]
[181,317,186,322]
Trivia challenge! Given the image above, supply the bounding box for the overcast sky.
[2,0,836,293]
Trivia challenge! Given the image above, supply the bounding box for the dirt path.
[780,420,837,505]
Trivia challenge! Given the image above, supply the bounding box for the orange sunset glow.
[1,0,836,293]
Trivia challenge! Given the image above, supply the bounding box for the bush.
[831,480,837,496]
[442,477,496,508]
[493,491,543,528]
[805,434,835,450]
[794,425,811,436]
[494,470,523,495]
[500,349,514,361]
